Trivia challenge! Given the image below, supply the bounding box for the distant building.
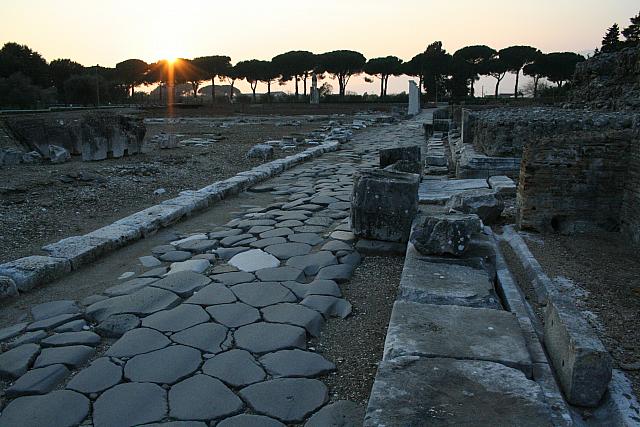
[198,85,242,99]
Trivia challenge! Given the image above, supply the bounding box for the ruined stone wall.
[622,139,640,243]
[517,130,636,233]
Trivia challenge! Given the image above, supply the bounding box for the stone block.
[418,178,489,205]
[544,295,612,407]
[446,188,504,224]
[488,175,516,196]
[379,145,421,169]
[42,235,112,270]
[351,169,420,243]
[410,213,482,256]
[0,256,71,291]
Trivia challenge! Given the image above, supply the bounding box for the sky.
[1,0,639,96]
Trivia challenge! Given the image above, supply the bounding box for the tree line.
[599,10,640,54]
[0,39,590,108]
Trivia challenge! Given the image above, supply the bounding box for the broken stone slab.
[445,188,505,224]
[0,256,71,292]
[166,259,211,275]
[351,169,420,243]
[410,213,482,256]
[0,322,27,342]
[218,415,285,427]
[301,295,352,319]
[7,331,47,349]
[488,175,516,196]
[384,301,532,376]
[0,390,90,427]
[142,304,210,333]
[544,295,612,407]
[261,303,325,337]
[86,287,181,322]
[41,331,101,347]
[171,323,229,354]
[26,312,83,332]
[231,282,297,308]
[418,178,489,205]
[364,357,552,427]
[383,159,423,176]
[6,364,70,397]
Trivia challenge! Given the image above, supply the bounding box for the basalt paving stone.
[316,264,354,283]
[206,303,261,328]
[339,251,362,267]
[228,249,281,272]
[26,313,83,332]
[220,234,254,247]
[143,422,207,427]
[93,382,167,427]
[248,225,274,234]
[104,277,159,297]
[31,300,79,321]
[66,357,122,394]
[171,322,229,353]
[275,212,310,221]
[159,251,193,262]
[293,226,327,233]
[202,349,266,387]
[265,243,312,260]
[7,331,47,349]
[259,349,335,378]
[217,414,285,427]
[260,228,294,238]
[166,259,211,275]
[286,252,338,276]
[211,271,256,286]
[305,400,363,427]
[250,237,288,249]
[6,364,70,397]
[33,345,94,369]
[185,283,237,305]
[0,344,40,379]
[0,390,90,427]
[124,345,202,384]
[139,266,169,278]
[95,314,140,338]
[275,220,305,228]
[239,378,328,423]
[304,280,342,297]
[287,233,324,246]
[216,247,251,260]
[139,255,162,268]
[236,219,277,229]
[86,287,181,323]
[330,231,356,242]
[176,239,219,254]
[301,295,352,319]
[305,216,335,227]
[232,237,257,247]
[234,322,306,354]
[149,271,211,298]
[254,266,305,282]
[261,304,325,337]
[54,319,88,333]
[41,331,101,347]
[142,304,210,333]
[209,229,242,239]
[291,204,324,212]
[309,195,339,205]
[106,327,171,358]
[169,374,243,421]
[328,202,351,211]
[151,244,176,255]
[0,322,27,342]
[231,282,297,308]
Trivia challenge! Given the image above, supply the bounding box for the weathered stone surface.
[185,283,237,305]
[229,249,281,272]
[321,240,353,252]
[95,313,140,338]
[0,344,40,379]
[166,259,211,275]
[86,287,181,322]
[7,330,47,348]
[288,233,324,246]
[301,295,352,318]
[33,345,94,369]
[6,364,70,397]
[544,296,612,407]
[286,251,338,276]
[169,374,243,421]
[488,175,516,196]
[216,247,251,260]
[260,228,293,238]
[211,271,255,286]
[410,213,482,256]
[0,256,71,292]
[139,255,162,268]
[0,322,27,342]
[26,312,83,332]
[176,239,218,254]
[54,319,88,333]
[305,400,363,427]
[265,243,312,260]
[202,349,266,387]
[260,349,335,378]
[250,237,287,249]
[150,271,211,297]
[141,304,210,332]
[159,250,193,262]
[220,234,254,247]
[240,378,328,423]
[254,266,305,282]
[171,322,228,353]
[261,303,325,337]
[104,277,158,297]
[124,345,201,384]
[364,357,551,427]
[0,390,90,427]
[66,357,122,394]
[351,169,420,243]
[31,300,79,321]
[235,322,306,354]
[41,331,101,347]
[231,282,297,308]
[446,188,504,224]
[316,264,354,283]
[218,414,285,427]
[106,327,170,357]
[207,302,260,328]
[93,382,167,427]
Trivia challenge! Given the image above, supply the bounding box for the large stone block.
[544,296,612,407]
[410,213,482,256]
[379,145,421,170]
[446,188,504,224]
[0,256,71,291]
[351,169,420,243]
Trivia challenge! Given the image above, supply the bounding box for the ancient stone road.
[0,114,427,426]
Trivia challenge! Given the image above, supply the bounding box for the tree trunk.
[380,76,384,98]
[131,84,135,98]
[533,76,539,98]
[303,72,308,96]
[229,80,235,101]
[211,77,216,104]
[495,79,500,98]
[514,70,520,99]
[267,80,271,103]
[470,79,475,97]
[251,82,257,101]
[295,75,299,98]
[384,75,390,97]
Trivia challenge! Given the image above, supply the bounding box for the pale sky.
[1,0,638,95]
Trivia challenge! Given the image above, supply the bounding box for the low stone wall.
[622,138,640,243]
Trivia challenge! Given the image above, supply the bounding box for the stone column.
[408,81,420,116]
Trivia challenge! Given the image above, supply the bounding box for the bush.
[0,72,43,109]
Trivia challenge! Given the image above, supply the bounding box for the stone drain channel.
[0,114,423,426]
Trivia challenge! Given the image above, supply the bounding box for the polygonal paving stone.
[239,378,328,423]
[139,266,169,277]
[305,280,342,297]
[288,233,324,246]
[330,231,356,242]
[260,228,293,238]
[301,295,352,319]
[250,237,287,249]
[139,255,162,268]
[171,323,228,353]
[228,249,281,272]
[66,357,122,394]
[328,202,351,210]
[7,330,47,348]
[95,314,140,338]
[232,237,257,247]
[152,244,176,255]
[202,349,266,387]
[104,278,159,297]
[141,304,210,333]
[231,282,297,308]
[305,216,334,227]
[211,271,256,286]
[0,390,89,427]
[142,422,207,427]
[339,251,362,267]
[286,251,337,276]
[33,345,94,369]
[124,345,202,384]
[293,226,327,233]
[0,322,27,342]
[54,319,88,333]
[166,259,211,275]
[209,229,242,239]
[234,322,306,354]
[217,414,285,427]
[41,331,101,347]
[0,344,40,379]
[176,239,218,253]
[265,243,312,260]
[292,204,324,212]
[248,225,274,234]
[106,327,171,358]
[259,349,335,378]
[309,195,339,205]
[159,250,193,262]
[305,400,363,427]
[215,247,250,260]
[220,234,254,247]
[150,271,211,298]
[275,212,309,221]
[26,313,83,332]
[169,374,243,420]
[316,264,354,283]
[93,382,167,427]
[321,240,353,252]
[261,303,325,337]
[185,283,237,305]
[275,220,304,228]
[86,287,181,322]
[206,303,261,328]
[6,364,70,397]
[31,300,79,321]
[254,266,305,282]
[237,219,277,228]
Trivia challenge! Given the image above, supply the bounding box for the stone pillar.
[408,81,420,116]
[310,73,320,105]
[351,169,420,243]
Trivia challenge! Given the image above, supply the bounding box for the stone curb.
[0,142,340,295]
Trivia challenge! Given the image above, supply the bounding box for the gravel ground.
[310,255,404,409]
